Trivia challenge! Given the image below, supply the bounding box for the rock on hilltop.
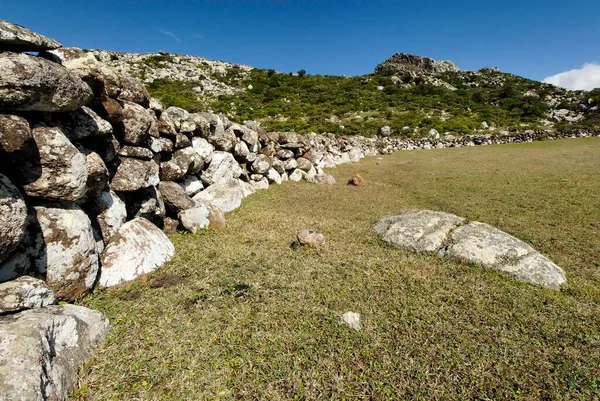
[375,53,459,75]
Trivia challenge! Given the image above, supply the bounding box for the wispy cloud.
[158,29,180,42]
[193,32,204,39]
[543,63,600,91]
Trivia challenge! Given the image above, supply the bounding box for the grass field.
[78,138,600,400]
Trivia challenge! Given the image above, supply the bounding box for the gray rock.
[99,217,175,287]
[121,100,153,145]
[192,178,254,213]
[160,148,201,181]
[33,204,99,301]
[310,173,336,185]
[178,203,225,233]
[297,228,325,248]
[118,73,150,106]
[251,154,272,174]
[117,145,154,160]
[162,106,189,131]
[148,136,174,153]
[0,305,109,401]
[53,51,123,98]
[338,312,362,331]
[440,221,567,290]
[191,137,214,163]
[82,150,108,203]
[110,157,159,192]
[0,174,27,264]
[22,126,88,202]
[0,276,55,314]
[121,186,165,228]
[250,176,269,190]
[0,52,93,112]
[296,157,313,172]
[0,19,61,52]
[266,168,282,185]
[201,151,242,185]
[374,210,465,253]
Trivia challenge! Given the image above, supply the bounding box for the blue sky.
[3,0,599,83]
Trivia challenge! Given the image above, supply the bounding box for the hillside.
[93,50,600,137]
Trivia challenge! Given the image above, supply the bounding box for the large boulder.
[373,210,465,253]
[22,126,88,202]
[33,204,99,301]
[375,210,568,290]
[179,203,226,233]
[192,178,254,213]
[0,305,109,401]
[118,73,150,106]
[0,52,92,112]
[201,151,242,185]
[440,221,567,290]
[0,19,61,52]
[0,174,27,264]
[0,276,55,314]
[98,218,175,287]
[59,106,112,140]
[110,157,159,192]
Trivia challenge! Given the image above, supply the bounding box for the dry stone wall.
[0,18,597,400]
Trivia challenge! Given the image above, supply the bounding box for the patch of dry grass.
[79,138,600,400]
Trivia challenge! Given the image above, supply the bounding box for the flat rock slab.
[374,210,464,253]
[375,210,567,290]
[0,19,61,52]
[192,178,254,213]
[0,305,109,401]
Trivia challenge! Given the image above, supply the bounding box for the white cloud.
[193,32,204,39]
[543,63,600,91]
[158,29,180,42]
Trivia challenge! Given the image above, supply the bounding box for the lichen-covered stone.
[0,19,61,52]
[0,174,27,264]
[0,276,55,314]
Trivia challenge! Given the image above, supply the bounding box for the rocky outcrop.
[374,210,567,290]
[98,218,175,287]
[375,53,459,75]
[0,305,109,401]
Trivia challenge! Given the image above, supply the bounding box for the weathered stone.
[190,113,210,137]
[120,100,153,145]
[266,168,283,185]
[276,149,295,160]
[159,181,194,216]
[0,305,109,401]
[82,150,108,203]
[60,106,112,140]
[148,136,174,153]
[374,210,465,253]
[191,137,214,163]
[0,52,92,112]
[178,175,204,197]
[0,19,61,52]
[311,173,336,185]
[149,97,163,112]
[297,228,325,248]
[117,145,154,160]
[179,202,227,233]
[163,217,179,234]
[0,276,55,314]
[23,126,88,202]
[93,190,127,243]
[99,97,124,124]
[288,169,304,182]
[160,148,200,181]
[118,73,150,106]
[99,217,175,287]
[283,158,298,171]
[120,186,165,228]
[52,51,122,98]
[192,178,254,213]
[201,151,242,185]
[33,204,99,301]
[0,113,30,153]
[251,154,272,174]
[111,157,159,191]
[174,132,192,149]
[250,176,269,190]
[440,221,567,289]
[338,311,362,331]
[0,174,27,264]
[162,106,189,131]
[348,173,366,186]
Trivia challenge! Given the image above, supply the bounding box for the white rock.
[193,178,254,212]
[250,177,269,190]
[0,174,27,264]
[0,305,109,401]
[99,217,175,287]
[288,169,304,182]
[94,190,127,243]
[178,205,210,233]
[201,151,242,185]
[339,312,362,331]
[178,175,204,197]
[266,168,282,185]
[0,276,55,313]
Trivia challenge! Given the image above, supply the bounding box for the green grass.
[78,138,600,400]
